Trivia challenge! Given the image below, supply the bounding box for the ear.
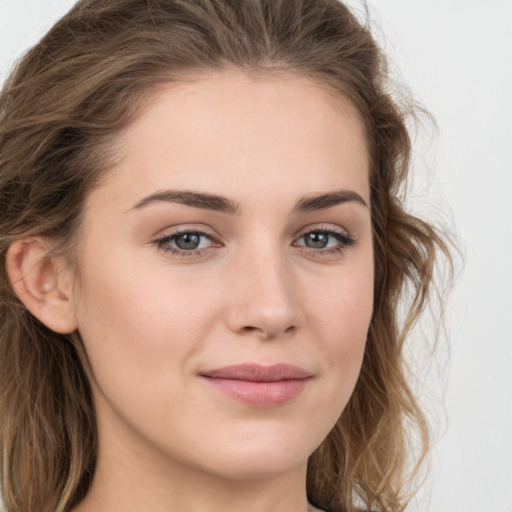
[6,238,78,334]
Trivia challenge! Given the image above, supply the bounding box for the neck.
[72,414,310,512]
[75,462,310,512]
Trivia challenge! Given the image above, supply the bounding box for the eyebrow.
[129,190,240,214]
[294,190,367,211]
[128,188,367,214]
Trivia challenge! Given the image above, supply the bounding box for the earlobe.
[6,238,78,334]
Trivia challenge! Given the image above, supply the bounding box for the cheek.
[313,256,373,334]
[307,260,374,395]
[72,249,218,399]
[73,270,224,448]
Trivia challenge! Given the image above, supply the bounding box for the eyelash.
[153,226,356,258]
[295,227,356,256]
[154,228,218,257]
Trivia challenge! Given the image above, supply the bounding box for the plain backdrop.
[1,1,511,511]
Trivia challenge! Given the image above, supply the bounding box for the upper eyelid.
[297,228,350,239]
[155,224,352,241]
[155,226,219,240]
[300,226,347,234]
[295,224,352,239]
[155,229,354,254]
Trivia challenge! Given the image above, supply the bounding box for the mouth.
[199,363,312,407]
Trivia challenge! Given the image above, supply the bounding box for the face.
[71,71,374,482]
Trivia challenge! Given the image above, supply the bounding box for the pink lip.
[200,364,312,407]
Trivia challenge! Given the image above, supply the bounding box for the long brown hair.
[0,1,452,511]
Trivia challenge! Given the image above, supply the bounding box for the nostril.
[239,324,297,338]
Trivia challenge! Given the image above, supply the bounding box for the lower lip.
[202,377,310,407]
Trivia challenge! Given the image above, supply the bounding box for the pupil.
[176,234,200,250]
[306,232,328,249]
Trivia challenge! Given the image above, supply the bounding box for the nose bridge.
[225,237,303,338]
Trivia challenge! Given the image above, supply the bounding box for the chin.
[203,451,307,481]
[186,424,319,481]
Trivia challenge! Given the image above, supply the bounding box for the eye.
[154,229,218,255]
[294,228,356,253]
[173,233,206,251]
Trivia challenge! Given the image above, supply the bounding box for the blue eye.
[303,232,332,249]
[295,229,355,252]
[154,227,355,258]
[155,230,215,254]
[173,233,203,250]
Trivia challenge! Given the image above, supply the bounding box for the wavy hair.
[0,1,452,511]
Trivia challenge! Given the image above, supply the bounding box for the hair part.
[0,1,453,511]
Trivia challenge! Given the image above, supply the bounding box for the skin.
[10,70,374,512]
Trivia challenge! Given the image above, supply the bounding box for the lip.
[200,363,312,407]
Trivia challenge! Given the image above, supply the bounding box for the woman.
[0,1,451,511]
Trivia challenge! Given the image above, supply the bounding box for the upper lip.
[200,363,312,382]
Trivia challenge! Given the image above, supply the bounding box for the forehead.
[91,70,370,211]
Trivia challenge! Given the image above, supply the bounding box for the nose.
[224,245,305,340]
